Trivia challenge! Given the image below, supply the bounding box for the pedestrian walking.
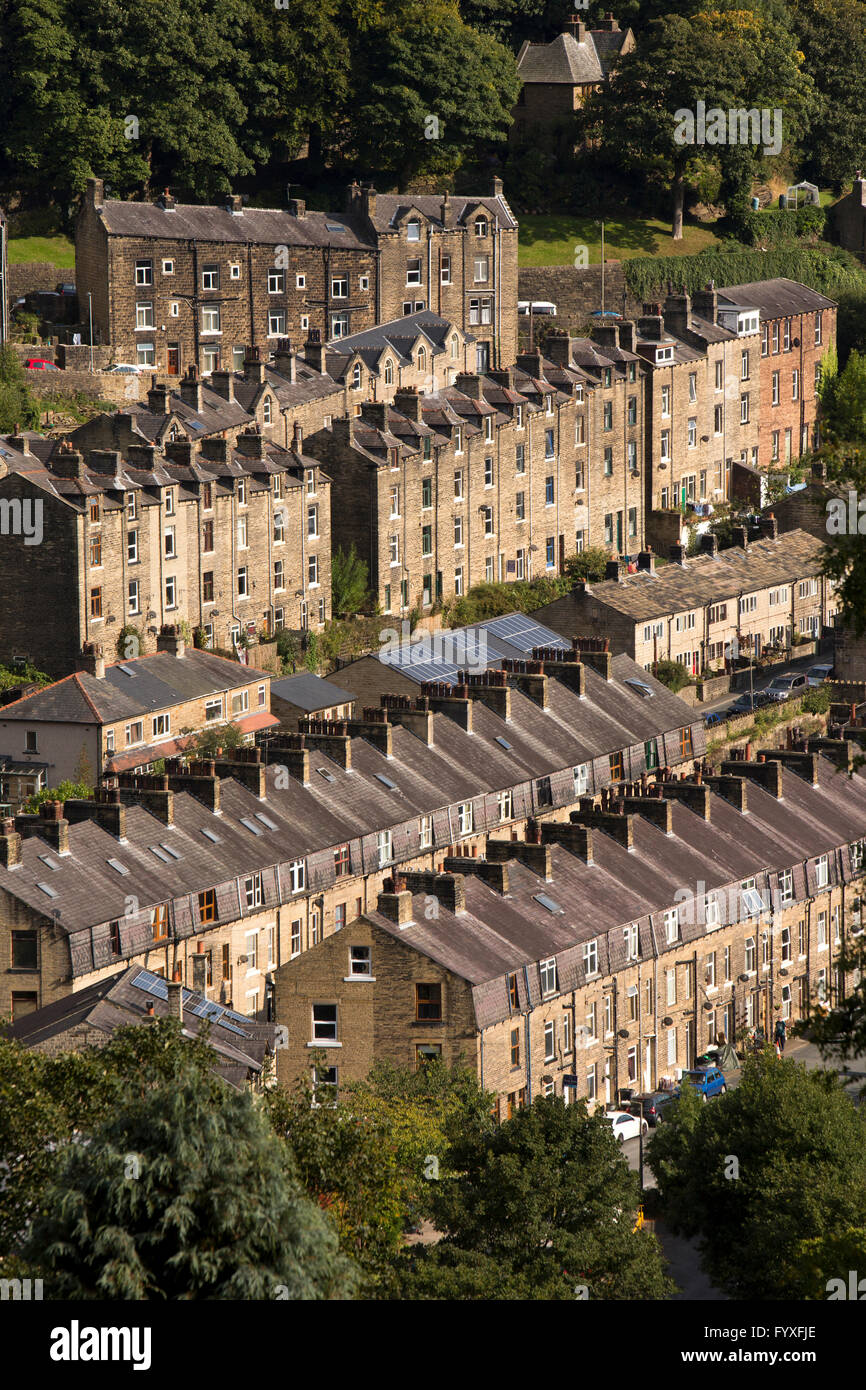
[774,1018,787,1053]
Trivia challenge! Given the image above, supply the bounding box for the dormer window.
[384,359,394,385]
[352,363,362,389]
[407,219,421,242]
[262,397,272,425]
[475,217,489,238]
[655,345,674,363]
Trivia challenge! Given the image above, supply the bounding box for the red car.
[24,358,59,371]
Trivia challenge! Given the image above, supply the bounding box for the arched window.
[450,335,458,360]
[418,347,426,370]
[384,359,394,385]
[352,363,362,390]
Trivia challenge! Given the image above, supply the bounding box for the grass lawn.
[518,213,723,267]
[7,235,75,268]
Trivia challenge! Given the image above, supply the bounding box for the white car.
[107,363,145,374]
[606,1110,648,1143]
[807,663,833,688]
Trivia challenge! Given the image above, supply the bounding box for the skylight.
[624,678,654,699]
[375,773,398,790]
[150,846,171,863]
[38,854,60,870]
[107,858,129,875]
[116,665,136,676]
[317,767,335,783]
[533,893,563,914]
[240,817,263,835]
[36,881,58,898]
[495,736,513,750]
[201,828,220,843]
[161,843,181,859]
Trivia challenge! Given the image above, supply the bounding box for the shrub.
[653,658,694,693]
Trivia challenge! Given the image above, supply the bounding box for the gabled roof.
[363,756,866,1028]
[5,965,277,1087]
[0,650,270,725]
[270,673,355,711]
[533,530,825,625]
[372,195,517,234]
[516,27,632,85]
[96,199,374,250]
[718,278,837,317]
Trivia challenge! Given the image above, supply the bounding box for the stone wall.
[8,262,74,296]
[517,262,640,336]
[23,368,154,405]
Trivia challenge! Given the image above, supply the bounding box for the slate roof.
[516,28,630,85]
[371,194,517,233]
[96,198,373,250]
[718,278,837,317]
[533,530,825,625]
[365,757,866,1028]
[270,673,354,712]
[0,651,269,725]
[6,965,277,1087]
[324,311,466,374]
[0,659,704,944]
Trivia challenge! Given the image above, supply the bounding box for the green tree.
[347,0,520,186]
[400,1096,674,1299]
[787,0,866,190]
[784,1226,866,1299]
[0,346,39,432]
[23,779,93,812]
[23,1031,359,1299]
[653,657,694,693]
[820,440,866,632]
[331,544,370,617]
[820,348,866,445]
[580,10,814,239]
[562,545,611,583]
[180,721,245,759]
[648,1053,866,1298]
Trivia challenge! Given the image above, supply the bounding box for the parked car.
[55,282,76,297]
[107,363,144,374]
[517,300,557,316]
[23,357,59,370]
[807,663,834,687]
[627,1092,673,1127]
[677,1066,727,1102]
[764,672,807,702]
[606,1110,648,1143]
[728,689,771,716]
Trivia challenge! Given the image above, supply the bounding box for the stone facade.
[274,748,866,1106]
[0,428,331,677]
[75,178,518,377]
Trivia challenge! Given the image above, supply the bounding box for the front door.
[167,344,180,376]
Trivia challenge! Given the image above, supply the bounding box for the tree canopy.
[648,1053,866,1298]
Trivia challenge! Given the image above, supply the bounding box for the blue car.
[677,1066,727,1102]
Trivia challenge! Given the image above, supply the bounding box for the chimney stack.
[243,346,267,385]
[179,365,203,411]
[209,369,235,403]
[157,624,186,659]
[78,641,106,680]
[167,968,184,1019]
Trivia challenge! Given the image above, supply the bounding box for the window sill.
[307,1040,342,1048]
[343,975,376,983]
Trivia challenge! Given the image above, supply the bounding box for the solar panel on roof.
[187,420,205,431]
[131,969,168,999]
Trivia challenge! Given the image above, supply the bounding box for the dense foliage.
[648,1053,866,1299]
